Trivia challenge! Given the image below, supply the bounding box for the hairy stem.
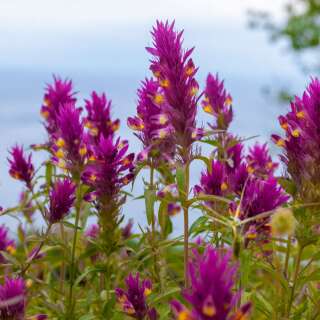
[183,163,190,288]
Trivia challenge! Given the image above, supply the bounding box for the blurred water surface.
[0,0,309,234]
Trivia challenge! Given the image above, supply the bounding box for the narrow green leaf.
[176,165,186,196]
[145,189,156,225]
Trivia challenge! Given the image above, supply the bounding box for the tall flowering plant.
[82,136,134,242]
[147,21,200,156]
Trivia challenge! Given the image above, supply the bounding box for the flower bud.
[271,208,296,237]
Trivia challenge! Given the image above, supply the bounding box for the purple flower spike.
[197,160,229,197]
[128,78,175,164]
[246,143,278,177]
[115,273,157,319]
[273,78,320,197]
[81,136,135,207]
[0,277,26,320]
[202,73,233,130]
[239,177,289,242]
[84,91,120,141]
[147,21,199,156]
[8,145,34,189]
[52,102,87,171]
[0,225,15,263]
[171,245,251,320]
[240,177,289,220]
[48,179,76,223]
[40,76,76,136]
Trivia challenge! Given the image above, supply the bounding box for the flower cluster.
[202,73,233,131]
[84,91,120,141]
[8,145,34,189]
[171,245,251,320]
[147,21,200,157]
[0,277,26,320]
[48,179,76,223]
[196,138,287,241]
[82,137,134,204]
[115,273,157,319]
[40,76,76,136]
[5,19,319,319]
[32,76,136,233]
[128,78,175,164]
[272,78,320,200]
[195,138,247,197]
[51,102,87,172]
[246,143,278,178]
[236,177,289,242]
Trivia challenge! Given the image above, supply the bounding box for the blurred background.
[0,0,317,233]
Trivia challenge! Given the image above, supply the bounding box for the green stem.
[59,222,66,293]
[287,245,303,316]
[284,236,291,279]
[67,186,82,318]
[149,165,161,286]
[183,163,190,288]
[150,165,155,236]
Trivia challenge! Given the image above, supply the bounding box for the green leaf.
[191,155,211,169]
[45,161,53,188]
[278,177,297,196]
[74,267,102,287]
[200,139,219,147]
[176,165,186,196]
[63,220,83,230]
[145,189,156,225]
[189,216,208,235]
[151,287,181,304]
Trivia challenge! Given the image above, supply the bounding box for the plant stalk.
[67,186,82,318]
[183,162,190,288]
[59,222,66,293]
[287,244,303,316]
